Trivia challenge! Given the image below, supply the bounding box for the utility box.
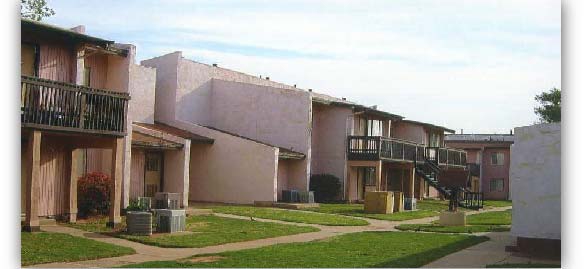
[156,209,186,233]
[364,191,394,214]
[392,191,404,212]
[404,197,417,211]
[154,192,181,209]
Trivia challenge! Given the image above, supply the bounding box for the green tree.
[534,88,561,123]
[21,0,55,21]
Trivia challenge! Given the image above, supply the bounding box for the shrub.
[309,174,341,202]
[78,172,111,217]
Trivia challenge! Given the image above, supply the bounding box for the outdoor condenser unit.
[126,211,153,235]
[404,197,417,211]
[298,191,315,203]
[154,192,180,209]
[282,190,300,203]
[156,209,186,233]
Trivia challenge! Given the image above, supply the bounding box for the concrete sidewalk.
[29,205,512,268]
[423,231,560,268]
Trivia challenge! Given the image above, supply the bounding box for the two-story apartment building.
[445,133,514,200]
[20,19,137,230]
[138,51,471,207]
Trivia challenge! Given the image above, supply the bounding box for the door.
[144,152,163,197]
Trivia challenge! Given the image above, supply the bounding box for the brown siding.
[38,137,70,216]
[38,43,75,83]
[130,149,145,200]
[85,54,108,88]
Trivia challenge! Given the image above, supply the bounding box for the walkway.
[31,206,512,268]
[423,231,560,268]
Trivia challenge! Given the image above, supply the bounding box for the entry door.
[144,152,163,197]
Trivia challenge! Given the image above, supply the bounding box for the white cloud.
[44,0,560,133]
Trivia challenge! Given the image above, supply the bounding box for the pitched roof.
[134,122,215,144]
[400,119,455,134]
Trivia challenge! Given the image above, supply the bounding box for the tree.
[21,0,55,21]
[534,88,561,123]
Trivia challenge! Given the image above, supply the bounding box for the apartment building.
[445,133,514,200]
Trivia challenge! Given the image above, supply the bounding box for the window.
[491,152,505,165]
[21,43,38,76]
[489,179,504,192]
[367,119,383,136]
[429,132,441,147]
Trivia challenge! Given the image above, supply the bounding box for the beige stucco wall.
[510,123,560,240]
[311,103,353,198]
[170,120,279,204]
[163,141,191,207]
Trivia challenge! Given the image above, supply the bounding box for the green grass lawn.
[120,231,489,268]
[21,232,135,266]
[483,200,513,208]
[486,263,560,268]
[395,209,512,233]
[212,206,369,226]
[302,199,453,221]
[68,215,319,248]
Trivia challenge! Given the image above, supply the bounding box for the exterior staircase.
[415,156,483,210]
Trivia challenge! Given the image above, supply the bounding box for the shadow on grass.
[372,235,490,268]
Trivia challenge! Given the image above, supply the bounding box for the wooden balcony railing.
[347,136,425,162]
[21,75,130,136]
[347,135,467,167]
[425,146,467,167]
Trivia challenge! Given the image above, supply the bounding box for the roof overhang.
[400,119,455,134]
[134,122,215,145]
[278,148,306,160]
[21,19,128,57]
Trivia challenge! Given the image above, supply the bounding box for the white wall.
[510,123,561,240]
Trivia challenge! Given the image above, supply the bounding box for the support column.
[24,131,41,232]
[375,161,382,191]
[68,148,81,223]
[408,167,415,199]
[108,137,123,227]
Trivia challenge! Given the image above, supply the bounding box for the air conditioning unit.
[154,192,181,209]
[137,197,152,211]
[282,190,300,203]
[126,211,153,235]
[156,209,186,233]
[404,197,417,211]
[298,191,315,203]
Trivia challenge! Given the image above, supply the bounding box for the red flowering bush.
[78,172,111,217]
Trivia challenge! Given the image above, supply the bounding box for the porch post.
[108,137,124,227]
[345,165,351,202]
[375,161,382,191]
[68,148,81,223]
[407,167,415,199]
[24,130,41,232]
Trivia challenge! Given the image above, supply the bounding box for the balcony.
[347,136,425,162]
[21,75,130,136]
[425,147,467,167]
[347,136,467,167]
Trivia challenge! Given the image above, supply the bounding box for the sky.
[43,0,561,134]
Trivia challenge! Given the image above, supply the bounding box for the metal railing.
[347,136,425,162]
[425,146,467,167]
[21,75,129,136]
[347,136,467,166]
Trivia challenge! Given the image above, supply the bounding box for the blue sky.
[44,0,560,134]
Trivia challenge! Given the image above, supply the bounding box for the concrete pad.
[439,211,466,226]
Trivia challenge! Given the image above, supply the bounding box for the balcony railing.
[347,135,467,167]
[21,75,130,136]
[347,136,425,162]
[425,146,467,167]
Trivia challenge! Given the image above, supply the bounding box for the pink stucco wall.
[391,121,427,144]
[171,120,279,204]
[445,141,512,200]
[311,103,353,198]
